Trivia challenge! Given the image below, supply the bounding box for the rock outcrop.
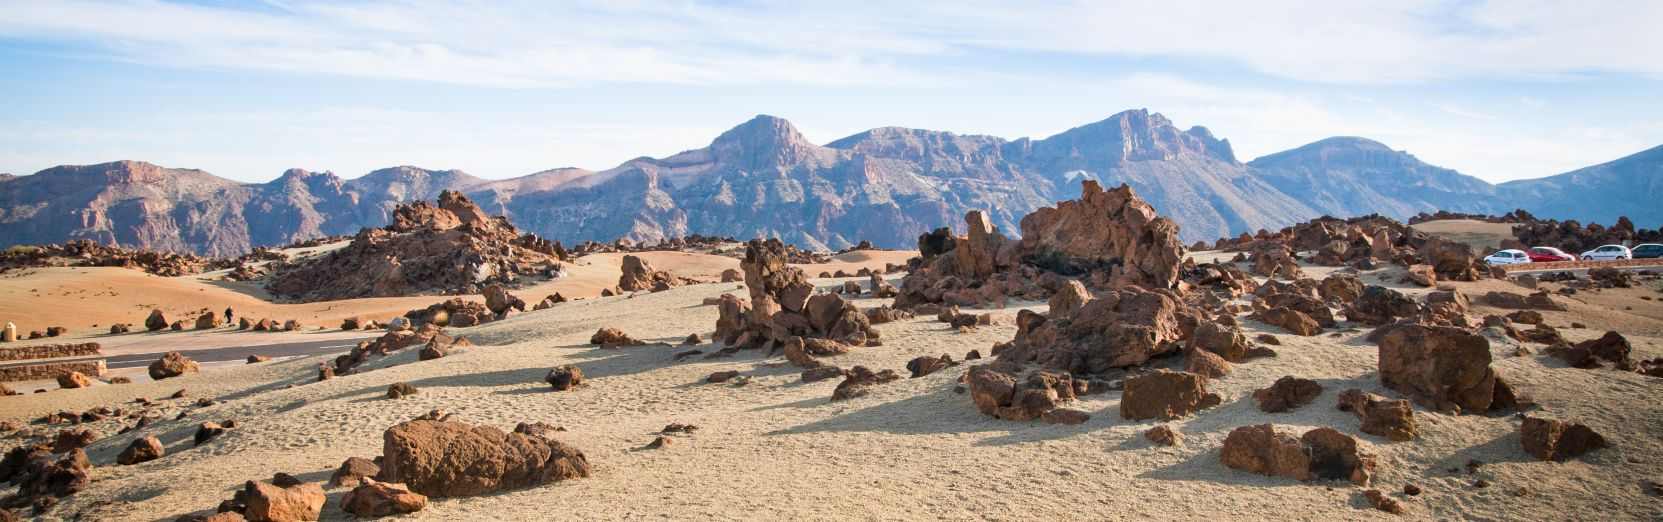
[266,191,566,301]
[147,352,200,380]
[1375,324,1514,414]
[379,419,590,498]
[1220,424,1376,486]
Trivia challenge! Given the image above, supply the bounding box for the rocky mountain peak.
[709,114,824,170]
[1037,109,1240,165]
[1248,137,1421,171]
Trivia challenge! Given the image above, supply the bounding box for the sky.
[1,0,1660,184]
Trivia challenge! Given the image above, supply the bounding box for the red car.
[1527,246,1575,262]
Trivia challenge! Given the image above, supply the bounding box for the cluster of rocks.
[402,284,526,328]
[714,239,878,369]
[0,239,229,276]
[895,180,1186,310]
[330,324,466,376]
[1406,209,1534,225]
[266,191,568,301]
[1210,214,1488,284]
[1508,213,1661,255]
[565,234,736,257]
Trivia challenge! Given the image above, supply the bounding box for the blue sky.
[1,0,1660,183]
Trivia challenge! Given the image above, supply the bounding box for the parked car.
[1579,244,1632,261]
[1632,243,1663,259]
[1527,246,1575,262]
[1483,249,1532,265]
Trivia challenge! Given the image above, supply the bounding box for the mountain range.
[2,109,1658,256]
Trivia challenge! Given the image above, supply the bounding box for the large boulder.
[242,479,326,522]
[1047,280,1092,320]
[1344,286,1421,326]
[195,313,221,330]
[56,371,92,389]
[1017,180,1184,289]
[116,436,164,465]
[1221,424,1376,485]
[1119,370,1221,421]
[1376,324,1514,414]
[1189,322,1249,362]
[148,351,201,380]
[328,457,380,488]
[379,419,591,498]
[999,287,1186,373]
[966,363,1076,421]
[1519,417,1608,462]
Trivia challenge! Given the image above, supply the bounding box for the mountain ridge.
[2,111,1654,255]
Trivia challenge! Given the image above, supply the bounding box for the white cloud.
[2,0,1660,87]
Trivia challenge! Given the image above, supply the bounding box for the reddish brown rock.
[1041,408,1090,425]
[1254,307,1321,336]
[1184,348,1232,379]
[1344,286,1421,326]
[1337,389,1418,441]
[340,479,427,517]
[242,479,325,522]
[56,372,92,389]
[327,457,381,488]
[1145,425,1181,446]
[145,309,168,331]
[545,365,583,391]
[1520,417,1608,461]
[967,363,1076,421]
[194,422,229,446]
[1189,321,1249,362]
[1017,181,1184,289]
[800,366,845,383]
[51,429,97,453]
[1220,424,1312,482]
[1252,376,1323,413]
[999,287,1185,373]
[116,435,164,465]
[1405,264,1436,287]
[148,351,200,380]
[1363,489,1405,515]
[379,419,590,498]
[590,327,644,347]
[1120,370,1221,421]
[830,366,900,401]
[1047,280,1092,320]
[1221,424,1375,486]
[905,355,954,378]
[1376,324,1513,414]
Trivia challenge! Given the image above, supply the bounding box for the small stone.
[1403,484,1422,496]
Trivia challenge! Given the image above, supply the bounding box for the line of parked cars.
[1483,243,1663,265]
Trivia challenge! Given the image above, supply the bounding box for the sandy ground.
[2,255,1659,520]
[0,249,913,340]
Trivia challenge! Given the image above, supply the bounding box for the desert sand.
[0,247,914,341]
[1,253,1659,520]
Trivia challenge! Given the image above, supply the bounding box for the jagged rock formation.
[265,191,566,301]
[0,240,227,276]
[714,239,877,365]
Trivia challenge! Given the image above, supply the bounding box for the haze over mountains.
[1,109,1657,256]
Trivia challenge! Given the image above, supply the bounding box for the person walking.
[224,307,234,325]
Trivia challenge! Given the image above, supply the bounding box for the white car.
[1580,244,1632,261]
[1483,249,1531,265]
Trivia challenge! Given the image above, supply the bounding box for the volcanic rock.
[998,287,1186,373]
[1337,389,1419,441]
[1520,417,1608,461]
[56,372,92,389]
[1120,370,1221,421]
[1376,324,1513,414]
[966,363,1076,421]
[241,479,326,522]
[1252,376,1323,413]
[116,436,164,465]
[545,366,583,391]
[145,309,168,331]
[328,457,381,488]
[340,479,428,517]
[379,419,591,498]
[830,366,900,401]
[1221,424,1376,486]
[148,352,200,380]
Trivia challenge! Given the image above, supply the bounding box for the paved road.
[0,338,363,370]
